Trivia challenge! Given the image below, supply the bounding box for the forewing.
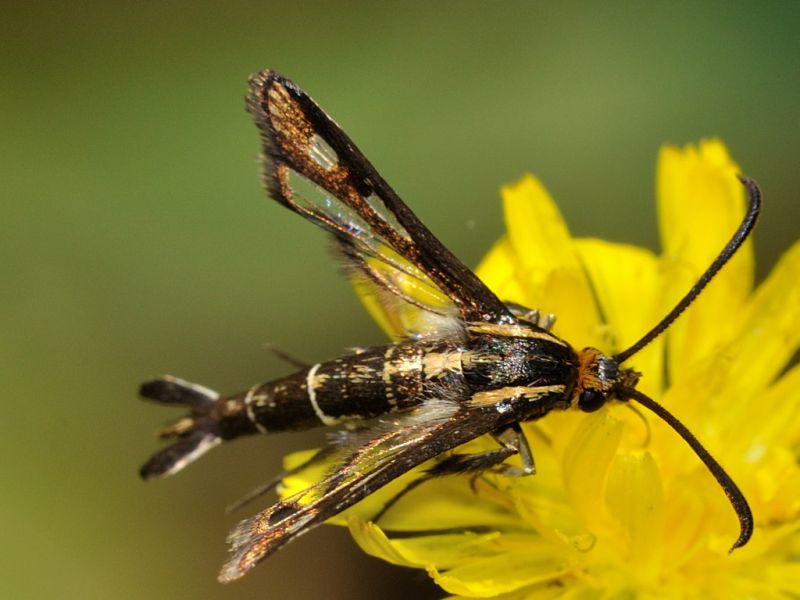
[218,402,507,582]
[246,70,515,327]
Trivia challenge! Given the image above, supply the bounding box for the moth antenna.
[615,176,761,364]
[620,387,753,551]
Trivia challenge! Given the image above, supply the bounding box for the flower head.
[284,140,800,597]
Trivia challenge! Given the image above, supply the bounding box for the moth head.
[572,348,640,413]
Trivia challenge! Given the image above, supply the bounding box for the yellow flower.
[284,140,800,597]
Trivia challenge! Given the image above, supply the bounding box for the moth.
[140,70,758,582]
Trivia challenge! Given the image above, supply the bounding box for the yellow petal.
[604,450,665,579]
[279,448,325,498]
[350,518,538,572]
[574,239,661,351]
[347,518,424,567]
[657,140,754,382]
[502,175,575,276]
[718,362,800,467]
[559,409,623,532]
[500,174,600,347]
[575,238,664,396]
[660,475,711,567]
[767,562,800,592]
[540,269,605,349]
[366,475,522,532]
[749,362,800,449]
[750,446,800,526]
[448,584,567,600]
[714,572,791,600]
[430,541,569,597]
[475,235,533,308]
[720,241,800,401]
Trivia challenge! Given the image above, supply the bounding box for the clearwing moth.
[140,70,757,582]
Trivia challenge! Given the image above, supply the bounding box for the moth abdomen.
[140,340,465,478]
[138,376,255,480]
[244,340,462,430]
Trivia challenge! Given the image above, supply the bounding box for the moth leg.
[503,303,556,332]
[491,422,536,476]
[537,313,556,331]
[264,343,310,370]
[372,424,533,523]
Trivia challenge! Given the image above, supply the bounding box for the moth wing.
[337,239,462,340]
[246,70,515,329]
[218,402,507,582]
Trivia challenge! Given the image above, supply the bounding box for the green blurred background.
[2,2,798,599]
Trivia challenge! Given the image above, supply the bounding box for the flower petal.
[365,475,523,532]
[430,540,569,597]
[502,175,575,277]
[475,236,533,308]
[575,238,664,396]
[448,583,567,600]
[657,140,754,381]
[721,241,800,400]
[347,518,424,567]
[574,239,661,351]
[349,519,532,572]
[604,450,665,579]
[767,562,800,594]
[559,409,623,534]
[747,362,800,449]
[499,175,601,347]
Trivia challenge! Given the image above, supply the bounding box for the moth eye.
[578,389,606,413]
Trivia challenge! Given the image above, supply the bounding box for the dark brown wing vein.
[246,70,515,325]
[218,403,508,582]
